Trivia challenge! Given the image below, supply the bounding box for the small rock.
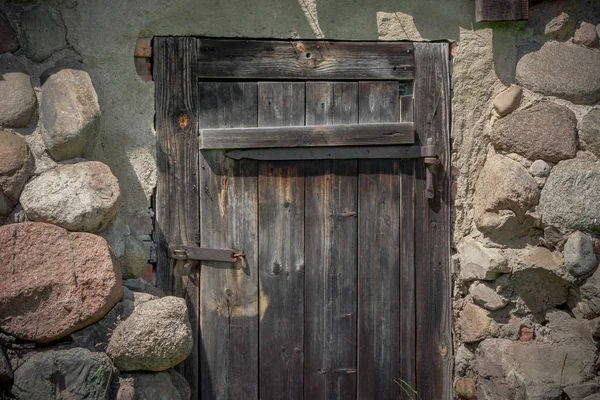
[0,222,122,343]
[457,302,497,343]
[521,246,562,271]
[529,160,551,177]
[543,226,565,250]
[574,22,599,48]
[106,296,193,372]
[20,5,67,62]
[564,231,597,277]
[4,204,26,224]
[458,237,510,281]
[0,131,34,213]
[491,101,577,162]
[471,282,508,310]
[580,108,600,158]
[564,383,600,400]
[493,85,522,117]
[519,326,534,342]
[516,41,600,105]
[539,158,600,232]
[0,10,19,54]
[454,345,475,376]
[40,61,101,161]
[474,154,540,232]
[455,377,476,400]
[0,346,12,383]
[11,348,116,400]
[20,161,121,232]
[0,54,37,128]
[544,12,576,39]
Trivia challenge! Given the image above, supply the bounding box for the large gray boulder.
[0,10,19,54]
[473,154,540,233]
[0,222,122,343]
[11,348,116,400]
[476,312,597,399]
[20,5,67,62]
[106,296,193,372]
[0,131,34,215]
[516,41,600,105]
[491,101,577,162]
[40,61,101,161]
[0,54,37,128]
[580,108,600,158]
[539,158,600,232]
[20,161,121,232]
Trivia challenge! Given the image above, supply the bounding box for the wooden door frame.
[153,37,452,399]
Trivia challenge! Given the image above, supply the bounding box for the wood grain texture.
[200,122,414,149]
[198,39,414,80]
[198,82,259,400]
[154,36,200,398]
[258,82,305,400]
[413,42,452,400]
[357,82,401,400]
[304,82,358,400]
[476,0,528,21]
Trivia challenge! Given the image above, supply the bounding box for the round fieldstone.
[493,85,522,117]
[106,296,193,372]
[539,158,600,231]
[574,22,599,48]
[0,222,122,343]
[529,160,551,177]
[580,108,600,157]
[0,131,34,212]
[20,161,121,233]
[20,5,67,62]
[516,42,600,105]
[491,101,577,162]
[0,54,37,128]
[564,231,597,277]
[40,61,101,161]
[0,10,19,54]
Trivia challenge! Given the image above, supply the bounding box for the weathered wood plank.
[258,82,305,400]
[304,82,358,400]
[198,82,259,399]
[153,36,200,398]
[399,94,416,391]
[200,122,414,149]
[357,81,401,399]
[198,39,414,80]
[413,42,452,400]
[476,0,528,22]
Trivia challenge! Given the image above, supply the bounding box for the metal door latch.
[169,245,245,263]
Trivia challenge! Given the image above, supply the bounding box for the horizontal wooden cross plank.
[225,145,434,161]
[200,122,414,149]
[197,39,415,80]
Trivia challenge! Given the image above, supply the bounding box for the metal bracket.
[169,245,244,263]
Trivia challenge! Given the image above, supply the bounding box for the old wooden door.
[154,38,451,400]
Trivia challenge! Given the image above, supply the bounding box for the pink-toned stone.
[574,22,599,48]
[519,326,534,342]
[0,222,122,343]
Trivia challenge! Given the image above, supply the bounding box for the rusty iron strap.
[225,145,436,161]
[169,245,243,263]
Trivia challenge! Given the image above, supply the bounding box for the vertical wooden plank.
[413,43,452,400]
[198,82,259,399]
[153,37,200,398]
[399,94,416,390]
[258,82,305,400]
[304,82,358,400]
[357,82,401,399]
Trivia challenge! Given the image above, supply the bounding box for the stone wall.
[0,0,599,398]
